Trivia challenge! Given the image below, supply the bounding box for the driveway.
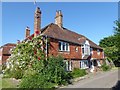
[61,69,119,88]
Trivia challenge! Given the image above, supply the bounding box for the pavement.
[60,69,119,88]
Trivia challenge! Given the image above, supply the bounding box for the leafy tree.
[99,20,120,66]
[114,20,120,62]
[99,36,118,62]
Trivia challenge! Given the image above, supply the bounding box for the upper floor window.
[82,40,90,55]
[59,41,69,51]
[75,47,78,52]
[82,47,84,54]
[90,48,93,54]
[97,49,100,55]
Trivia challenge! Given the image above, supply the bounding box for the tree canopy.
[99,20,120,66]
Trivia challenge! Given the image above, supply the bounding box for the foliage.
[114,20,120,46]
[4,36,45,79]
[99,36,117,48]
[71,68,86,78]
[99,20,120,64]
[101,63,111,71]
[19,55,72,88]
[4,35,72,88]
[46,56,73,85]
[1,78,19,88]
[2,64,6,71]
[0,65,2,74]
[19,68,56,88]
[114,20,120,63]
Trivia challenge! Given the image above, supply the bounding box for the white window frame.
[82,40,90,56]
[90,47,93,54]
[59,41,70,52]
[80,60,89,69]
[64,60,72,71]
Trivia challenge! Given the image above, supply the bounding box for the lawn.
[0,75,19,89]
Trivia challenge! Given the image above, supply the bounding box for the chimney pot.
[55,10,63,28]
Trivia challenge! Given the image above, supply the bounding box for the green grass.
[111,66,118,70]
[71,68,87,78]
[2,78,18,88]
[0,76,19,89]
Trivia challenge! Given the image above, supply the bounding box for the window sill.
[81,67,89,69]
[59,50,70,52]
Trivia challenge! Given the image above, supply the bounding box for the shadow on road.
[112,80,120,90]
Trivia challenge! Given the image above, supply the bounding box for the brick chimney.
[55,10,63,28]
[25,26,30,38]
[34,7,41,38]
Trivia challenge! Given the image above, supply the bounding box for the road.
[62,69,119,88]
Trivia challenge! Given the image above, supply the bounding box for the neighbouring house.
[0,43,16,66]
[22,7,104,72]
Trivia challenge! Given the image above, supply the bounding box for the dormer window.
[59,41,69,51]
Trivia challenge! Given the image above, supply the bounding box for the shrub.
[11,68,24,79]
[101,63,111,71]
[71,68,87,78]
[4,66,24,79]
[46,55,72,85]
[19,68,56,88]
[19,55,72,88]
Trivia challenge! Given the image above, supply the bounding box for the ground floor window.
[64,60,72,71]
[80,60,89,69]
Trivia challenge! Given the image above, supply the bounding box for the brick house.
[0,43,16,66]
[23,7,104,72]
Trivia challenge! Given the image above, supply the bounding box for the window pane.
[82,48,84,54]
[66,43,68,51]
[59,42,61,50]
[63,42,65,51]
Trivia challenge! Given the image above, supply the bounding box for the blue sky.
[1,2,118,46]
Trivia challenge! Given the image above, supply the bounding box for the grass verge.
[0,77,19,88]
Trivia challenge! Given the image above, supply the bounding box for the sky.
[1,2,118,46]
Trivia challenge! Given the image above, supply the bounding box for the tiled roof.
[41,23,102,49]
[25,23,102,49]
[0,43,16,48]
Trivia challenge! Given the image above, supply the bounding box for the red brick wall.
[2,56,9,64]
[71,60,80,69]
[91,48,104,59]
[48,38,82,59]
[0,48,3,65]
[0,44,16,65]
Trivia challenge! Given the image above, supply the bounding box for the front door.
[90,61,94,72]
[90,60,98,72]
